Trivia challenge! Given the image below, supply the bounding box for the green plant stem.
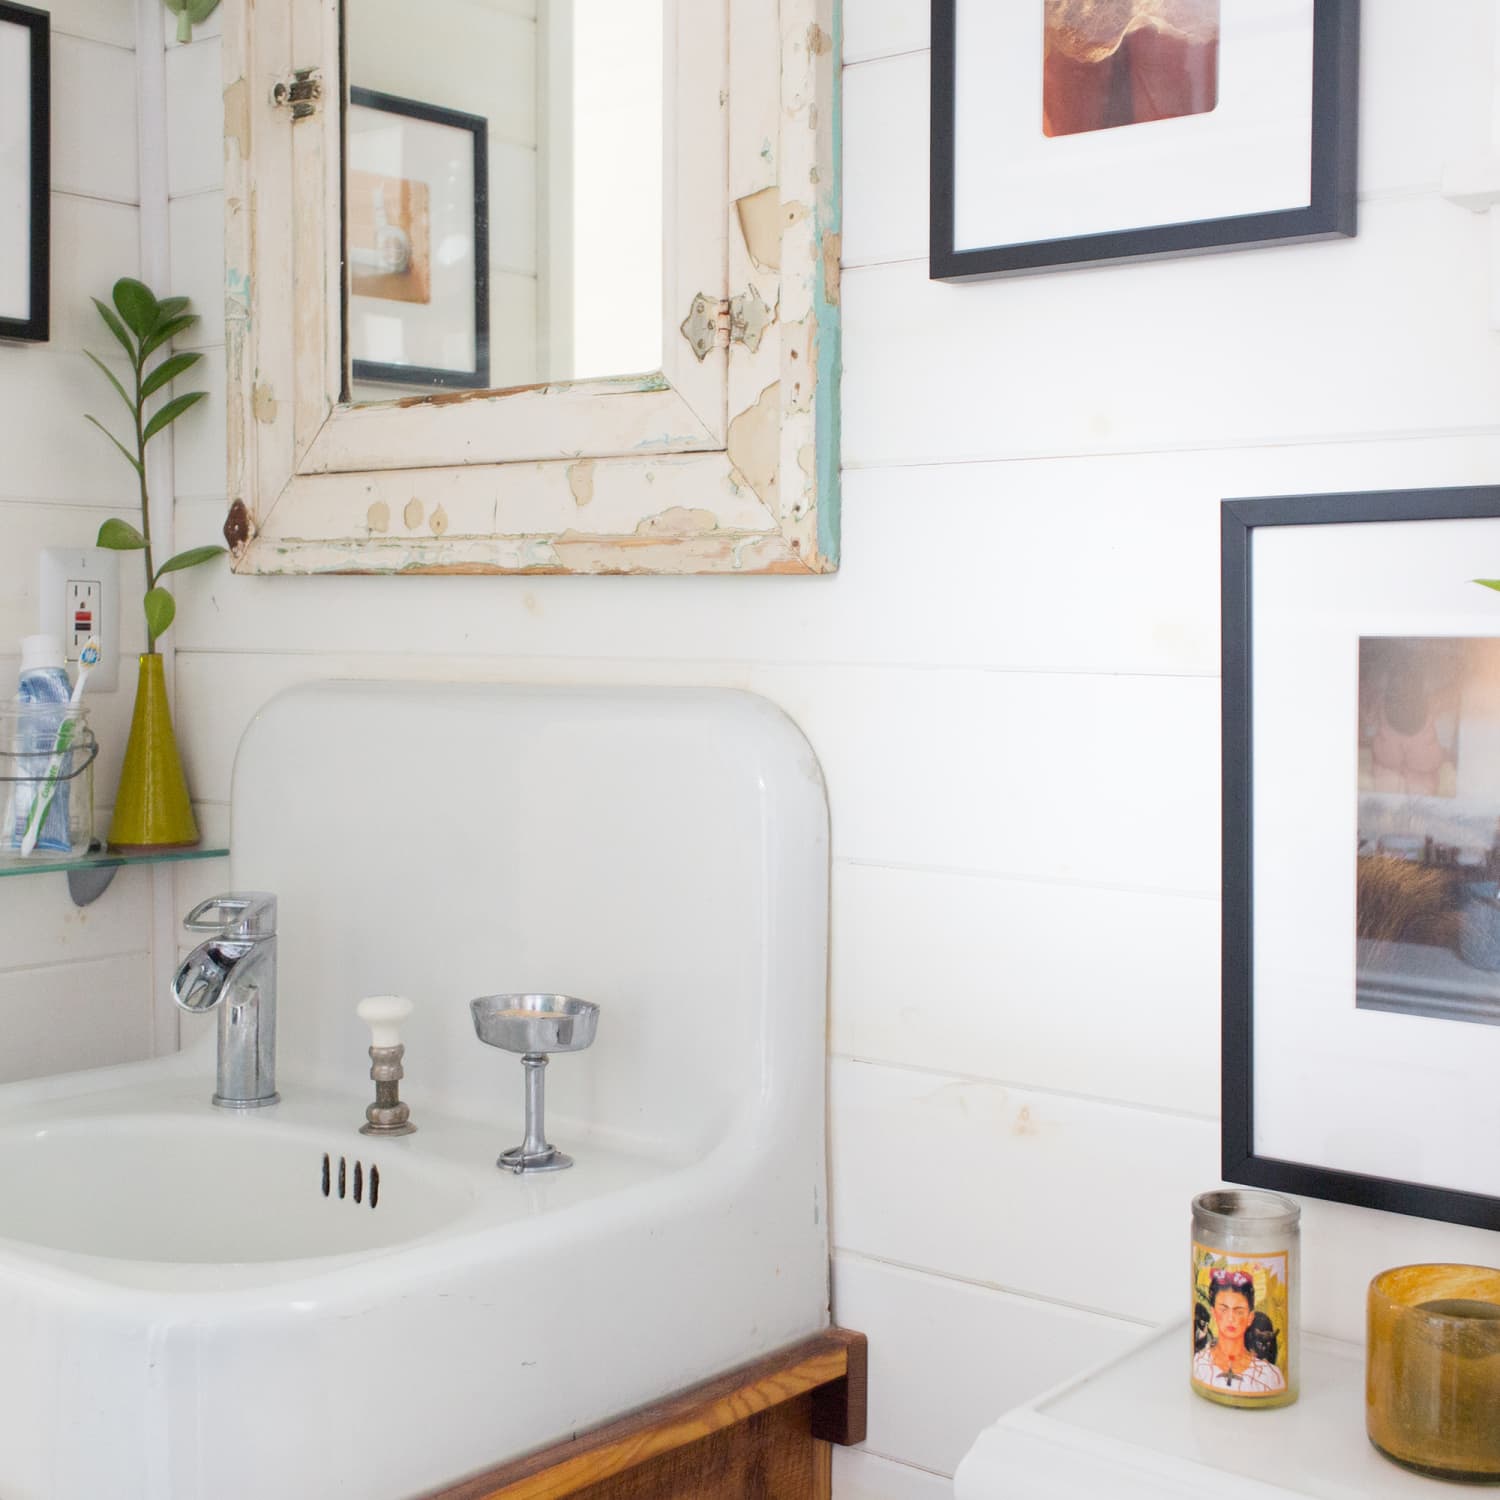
[133,345,158,652]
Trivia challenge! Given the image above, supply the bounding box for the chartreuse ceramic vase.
[108,653,199,852]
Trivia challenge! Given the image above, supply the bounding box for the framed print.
[0,0,48,341]
[1223,486,1500,1231]
[931,0,1359,280]
[346,88,489,391]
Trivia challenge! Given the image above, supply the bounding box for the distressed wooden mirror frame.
[223,0,841,576]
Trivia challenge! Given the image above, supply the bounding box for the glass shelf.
[0,845,228,879]
[0,845,229,906]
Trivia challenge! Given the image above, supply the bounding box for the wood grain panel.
[424,1331,862,1500]
[563,1401,828,1500]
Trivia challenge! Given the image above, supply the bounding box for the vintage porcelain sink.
[0,684,830,1500]
[0,1088,474,1266]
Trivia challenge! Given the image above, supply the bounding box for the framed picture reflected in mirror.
[346,87,489,392]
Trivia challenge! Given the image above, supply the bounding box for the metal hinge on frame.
[680,287,773,361]
[273,67,323,121]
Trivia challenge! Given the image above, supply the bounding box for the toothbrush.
[20,639,98,857]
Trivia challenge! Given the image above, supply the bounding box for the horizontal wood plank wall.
[147,0,1500,1496]
[0,0,154,1081]
[161,6,231,942]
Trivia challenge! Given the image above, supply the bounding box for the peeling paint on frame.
[567,460,596,506]
[227,0,840,577]
[222,76,250,162]
[736,186,784,272]
[813,0,843,568]
[727,382,780,511]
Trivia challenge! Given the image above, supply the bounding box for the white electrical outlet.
[40,547,120,691]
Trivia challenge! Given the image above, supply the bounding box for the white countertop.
[955,1323,1462,1499]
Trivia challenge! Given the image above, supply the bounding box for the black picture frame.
[0,0,49,342]
[345,87,490,392]
[1223,485,1500,1232]
[931,0,1360,282]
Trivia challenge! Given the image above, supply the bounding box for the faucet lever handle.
[184,892,278,938]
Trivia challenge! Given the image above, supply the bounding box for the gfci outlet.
[40,547,120,691]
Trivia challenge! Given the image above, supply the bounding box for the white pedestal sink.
[0,684,830,1499]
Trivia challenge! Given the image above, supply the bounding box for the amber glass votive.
[1367,1264,1500,1483]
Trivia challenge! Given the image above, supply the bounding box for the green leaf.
[143,587,176,641]
[141,351,203,400]
[84,414,143,476]
[1477,580,1500,592]
[92,297,136,362]
[156,544,225,577]
[97,518,146,550]
[84,349,134,414]
[141,313,198,359]
[142,389,207,443]
[152,296,190,329]
[112,277,159,340]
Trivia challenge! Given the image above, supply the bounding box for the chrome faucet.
[172,893,279,1108]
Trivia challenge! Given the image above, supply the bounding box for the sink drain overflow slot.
[320,1152,380,1209]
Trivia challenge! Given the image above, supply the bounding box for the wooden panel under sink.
[426,1329,867,1500]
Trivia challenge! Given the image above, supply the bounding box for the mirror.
[226,0,840,575]
[343,0,664,401]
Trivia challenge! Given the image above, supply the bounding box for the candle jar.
[1190,1189,1300,1408]
[1367,1264,1500,1482]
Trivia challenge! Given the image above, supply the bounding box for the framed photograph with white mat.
[0,0,48,341]
[931,0,1359,280]
[1223,486,1500,1231]
[346,87,490,392]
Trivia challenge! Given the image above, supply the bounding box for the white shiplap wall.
[0,0,157,1079]
[150,0,1500,1492]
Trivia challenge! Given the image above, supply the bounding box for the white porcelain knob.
[357,994,413,1049]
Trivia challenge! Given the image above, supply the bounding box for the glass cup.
[0,701,96,858]
[1368,1264,1500,1483]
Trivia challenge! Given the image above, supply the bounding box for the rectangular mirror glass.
[343,0,664,402]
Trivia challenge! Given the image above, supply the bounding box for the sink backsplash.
[226,682,829,1163]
